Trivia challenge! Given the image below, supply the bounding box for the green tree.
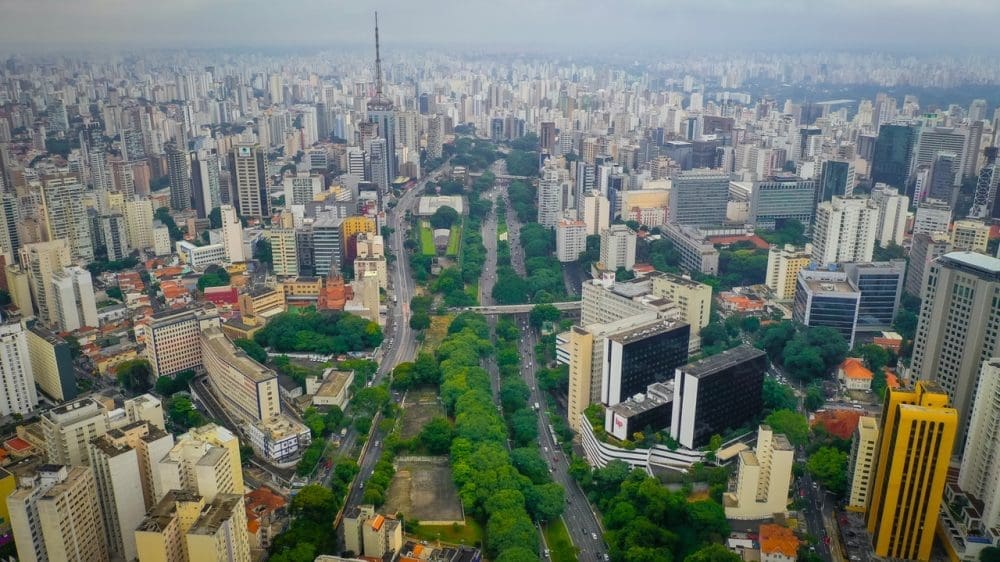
[979,546,1000,562]
[526,482,565,522]
[686,543,743,562]
[858,344,890,373]
[234,338,268,364]
[757,321,797,363]
[116,359,153,393]
[154,207,183,241]
[419,417,454,455]
[429,205,459,229]
[269,542,317,562]
[509,409,539,446]
[256,239,273,266]
[764,410,809,446]
[106,286,124,300]
[529,303,560,328]
[197,265,231,291]
[804,384,825,411]
[806,446,849,496]
[167,396,204,429]
[495,547,539,562]
[290,484,337,523]
[510,448,549,484]
[762,378,798,412]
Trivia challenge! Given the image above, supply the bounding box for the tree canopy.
[429,205,460,229]
[254,308,383,354]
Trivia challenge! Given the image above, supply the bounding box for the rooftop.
[680,345,766,378]
[840,357,873,380]
[759,523,800,557]
[607,319,687,345]
[804,278,859,295]
[938,251,1000,279]
[201,326,276,383]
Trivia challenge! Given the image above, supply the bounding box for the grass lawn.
[465,280,479,304]
[420,221,435,256]
[410,518,484,547]
[421,315,453,352]
[543,517,578,562]
[497,220,507,237]
[446,223,462,256]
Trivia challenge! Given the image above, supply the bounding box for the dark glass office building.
[871,124,916,189]
[670,345,767,449]
[601,320,690,406]
[845,261,906,330]
[819,159,854,201]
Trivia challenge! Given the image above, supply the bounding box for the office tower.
[368,137,390,193]
[750,175,817,229]
[0,192,21,262]
[141,305,220,377]
[312,215,343,275]
[871,123,916,188]
[229,144,268,219]
[426,114,444,159]
[124,197,155,250]
[869,184,908,248]
[866,382,957,561]
[340,216,377,265]
[913,127,968,183]
[284,172,323,206]
[724,424,794,520]
[269,228,298,277]
[847,416,879,512]
[346,147,367,178]
[581,190,610,236]
[818,159,856,201]
[556,219,587,263]
[958,359,1000,528]
[201,326,280,423]
[25,323,77,401]
[366,14,396,182]
[970,156,1000,219]
[89,435,146,561]
[8,465,108,562]
[600,224,636,271]
[166,141,192,212]
[540,121,557,153]
[912,252,1000,447]
[765,244,812,300]
[135,490,251,562]
[926,151,958,205]
[219,205,245,264]
[648,271,713,337]
[793,269,861,347]
[50,266,99,332]
[0,321,38,416]
[88,147,113,197]
[101,213,129,260]
[669,169,729,227]
[950,219,990,253]
[601,319,689,406]
[969,99,988,122]
[192,150,222,218]
[844,261,906,331]
[912,198,952,236]
[156,424,244,503]
[811,196,878,266]
[153,223,172,256]
[537,164,571,228]
[671,345,767,449]
[41,396,109,465]
[19,239,72,325]
[906,232,951,297]
[40,174,93,261]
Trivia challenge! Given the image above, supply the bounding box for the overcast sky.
[1,0,998,53]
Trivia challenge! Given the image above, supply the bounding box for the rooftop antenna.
[374,11,383,97]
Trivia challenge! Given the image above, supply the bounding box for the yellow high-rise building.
[340,215,377,257]
[866,382,957,561]
[765,244,812,301]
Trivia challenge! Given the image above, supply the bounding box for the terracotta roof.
[246,519,261,534]
[759,523,800,557]
[5,437,32,452]
[811,409,863,440]
[840,358,873,380]
[707,234,771,249]
[885,370,901,389]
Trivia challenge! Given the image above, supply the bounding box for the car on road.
[592,533,599,540]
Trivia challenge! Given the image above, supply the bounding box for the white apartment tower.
[50,266,99,332]
[219,205,246,263]
[0,321,38,416]
[870,184,909,248]
[958,359,1000,529]
[811,196,878,266]
[600,224,637,271]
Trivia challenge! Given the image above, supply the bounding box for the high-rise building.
[871,123,916,189]
[312,215,344,276]
[124,197,155,251]
[765,244,812,301]
[426,114,444,159]
[366,14,396,184]
[648,271,713,338]
[367,137,390,193]
[793,269,861,347]
[25,323,77,401]
[601,319,690,406]
[8,465,108,562]
[19,239,72,326]
[671,345,767,449]
[669,169,729,227]
[229,144,268,219]
[912,127,968,183]
[156,424,244,503]
[40,174,93,261]
[141,305,220,377]
[101,213,129,261]
[958,359,1000,529]
[192,150,222,218]
[950,219,990,253]
[41,396,109,466]
[750,175,817,229]
[50,266,99,332]
[844,261,906,331]
[905,231,951,297]
[540,121,557,153]
[925,151,958,205]
[200,326,281,423]
[866,382,957,561]
[284,172,323,206]
[811,196,878,266]
[0,321,38,416]
[869,184,908,248]
[846,416,879,512]
[556,219,587,263]
[581,190,610,236]
[219,205,245,264]
[269,228,298,277]
[89,434,147,561]
[818,159,856,201]
[134,490,251,562]
[724,424,794,520]
[166,141,192,212]
[537,164,572,228]
[600,224,636,271]
[912,252,1000,447]
[0,192,22,261]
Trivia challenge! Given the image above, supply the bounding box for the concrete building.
[581,190,610,236]
[906,231,951,297]
[866,382,957,561]
[600,224,636,271]
[153,222,173,256]
[89,435,146,561]
[124,198,155,251]
[648,271,712,338]
[141,306,220,377]
[669,169,730,227]
[724,425,794,520]
[912,252,1000,448]
[40,174,94,261]
[659,224,720,275]
[269,228,298,277]
[185,493,251,562]
[343,505,403,560]
[50,266,99,332]
[958,359,1000,528]
[844,261,906,331]
[601,319,690,406]
[793,269,861,347]
[177,241,227,269]
[229,144,268,219]
[811,196,878,266]
[19,240,72,326]
[201,326,280,423]
[765,244,812,301]
[25,323,77,401]
[537,164,573,228]
[556,219,587,263]
[869,184,908,248]
[284,172,323,206]
[847,416,879,512]
[312,214,344,276]
[950,219,990,253]
[101,213,130,260]
[219,205,246,264]
[134,489,250,562]
[41,397,109,466]
[671,346,767,449]
[156,424,245,504]
[912,198,952,237]
[750,175,817,229]
[0,321,38,416]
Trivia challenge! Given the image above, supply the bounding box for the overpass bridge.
[449,301,582,315]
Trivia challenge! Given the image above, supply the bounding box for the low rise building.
[838,357,873,391]
[759,523,800,562]
[604,381,673,441]
[311,369,354,410]
[724,425,794,520]
[659,224,719,275]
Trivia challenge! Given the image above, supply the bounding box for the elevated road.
[449,301,581,314]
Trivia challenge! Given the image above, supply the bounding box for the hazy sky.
[2,0,999,52]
